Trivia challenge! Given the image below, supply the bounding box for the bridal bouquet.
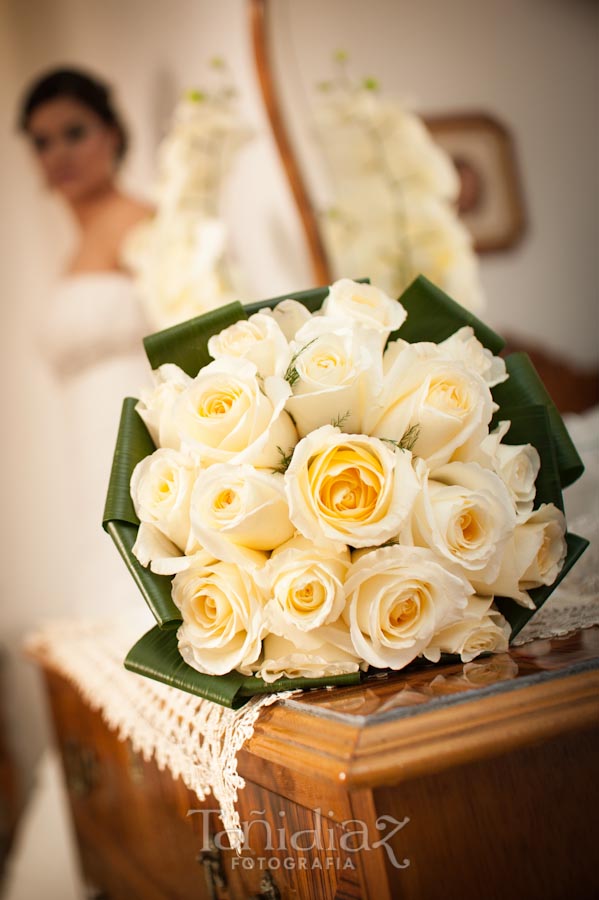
[104,277,586,707]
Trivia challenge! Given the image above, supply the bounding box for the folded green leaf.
[103,398,154,526]
[393,275,505,354]
[125,626,362,708]
[103,398,181,629]
[106,521,181,629]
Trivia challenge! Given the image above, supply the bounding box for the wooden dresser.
[36,628,599,900]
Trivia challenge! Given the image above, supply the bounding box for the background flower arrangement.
[124,59,252,330]
[124,52,483,337]
[104,277,587,707]
[314,52,484,312]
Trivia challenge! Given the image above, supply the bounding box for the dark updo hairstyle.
[19,67,128,162]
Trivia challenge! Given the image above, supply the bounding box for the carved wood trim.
[244,669,599,789]
[249,0,332,285]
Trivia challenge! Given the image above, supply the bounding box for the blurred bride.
[1,67,160,899]
[19,67,155,622]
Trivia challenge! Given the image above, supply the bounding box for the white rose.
[492,441,541,513]
[471,503,567,607]
[174,556,265,676]
[207,312,290,379]
[285,320,381,436]
[136,364,192,449]
[285,425,420,548]
[257,633,360,684]
[171,357,297,467]
[265,299,312,341]
[423,595,511,663]
[462,421,540,513]
[437,327,507,388]
[130,448,200,554]
[364,343,494,468]
[258,535,350,631]
[343,544,472,669]
[189,464,294,567]
[411,461,516,580]
[322,278,406,344]
[132,523,199,576]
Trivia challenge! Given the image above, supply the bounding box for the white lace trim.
[26,579,599,849]
[26,621,292,851]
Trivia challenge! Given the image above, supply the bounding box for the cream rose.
[492,441,540,513]
[471,503,567,607]
[322,278,406,344]
[363,343,494,468]
[207,312,290,378]
[437,327,507,388]
[136,363,192,449]
[130,448,200,554]
[423,595,511,663]
[267,298,313,341]
[285,320,381,436]
[171,357,297,467]
[411,461,516,579]
[463,421,540,513]
[132,523,197,575]
[174,556,265,675]
[343,545,472,669]
[285,425,420,548]
[189,464,294,567]
[258,535,350,631]
[256,633,360,684]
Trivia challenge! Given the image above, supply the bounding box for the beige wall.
[1,0,597,782]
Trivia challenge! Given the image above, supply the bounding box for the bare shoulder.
[110,193,155,234]
[72,192,155,273]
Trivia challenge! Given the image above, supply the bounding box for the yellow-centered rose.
[174,556,265,676]
[130,447,199,553]
[190,464,294,566]
[207,312,290,378]
[343,544,472,669]
[285,319,381,436]
[258,535,350,630]
[471,503,567,607]
[411,461,516,579]
[364,342,494,467]
[171,357,297,467]
[284,425,420,548]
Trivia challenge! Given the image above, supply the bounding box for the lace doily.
[26,621,292,851]
[26,565,598,850]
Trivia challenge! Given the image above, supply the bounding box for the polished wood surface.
[36,628,599,899]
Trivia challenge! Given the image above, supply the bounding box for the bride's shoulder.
[72,193,154,273]
[113,194,155,229]
[101,193,155,243]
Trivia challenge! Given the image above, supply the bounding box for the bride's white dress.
[4,272,157,900]
[43,272,155,623]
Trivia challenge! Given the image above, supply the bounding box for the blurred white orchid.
[124,65,252,329]
[315,57,484,311]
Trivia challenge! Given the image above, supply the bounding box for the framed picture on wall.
[423,112,527,253]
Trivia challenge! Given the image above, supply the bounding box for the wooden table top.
[280,627,599,725]
[243,627,599,791]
